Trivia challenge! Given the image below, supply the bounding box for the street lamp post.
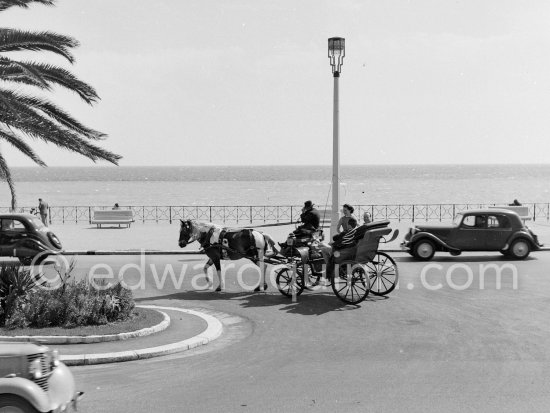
[328,37,345,239]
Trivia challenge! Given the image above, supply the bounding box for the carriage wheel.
[365,252,399,296]
[287,247,321,289]
[331,261,370,304]
[276,267,304,297]
[296,262,322,289]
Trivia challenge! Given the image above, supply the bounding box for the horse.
[178,219,278,292]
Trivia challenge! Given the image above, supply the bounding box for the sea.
[2,164,550,208]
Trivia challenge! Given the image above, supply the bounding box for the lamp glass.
[328,37,345,73]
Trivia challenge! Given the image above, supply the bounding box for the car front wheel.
[0,394,39,413]
[508,239,531,260]
[413,240,435,260]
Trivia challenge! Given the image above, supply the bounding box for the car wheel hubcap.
[417,243,433,258]
[513,242,528,257]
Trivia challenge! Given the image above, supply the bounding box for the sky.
[2,0,550,166]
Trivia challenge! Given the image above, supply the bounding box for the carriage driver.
[293,200,321,237]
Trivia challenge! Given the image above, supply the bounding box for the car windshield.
[453,213,463,225]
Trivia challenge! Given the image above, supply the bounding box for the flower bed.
[0,262,135,330]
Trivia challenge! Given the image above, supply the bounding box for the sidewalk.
[50,220,550,253]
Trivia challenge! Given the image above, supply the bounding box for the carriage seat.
[363,220,390,230]
[355,227,392,263]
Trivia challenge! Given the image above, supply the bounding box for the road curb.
[60,306,223,366]
[0,308,170,344]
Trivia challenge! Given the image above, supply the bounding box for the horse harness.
[198,227,259,261]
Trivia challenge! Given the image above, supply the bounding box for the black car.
[0,213,62,265]
[401,209,542,260]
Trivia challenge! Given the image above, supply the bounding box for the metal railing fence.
[1,203,548,225]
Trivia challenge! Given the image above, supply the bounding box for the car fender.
[411,232,461,254]
[0,377,51,412]
[15,238,50,252]
[503,231,537,251]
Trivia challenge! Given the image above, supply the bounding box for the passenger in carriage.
[363,212,371,224]
[325,218,359,280]
[337,204,355,233]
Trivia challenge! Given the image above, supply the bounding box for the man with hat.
[294,200,321,236]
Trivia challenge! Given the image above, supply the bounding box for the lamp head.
[328,37,345,74]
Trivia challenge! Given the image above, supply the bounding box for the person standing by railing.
[38,198,49,226]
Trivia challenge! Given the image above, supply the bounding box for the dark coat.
[299,207,321,230]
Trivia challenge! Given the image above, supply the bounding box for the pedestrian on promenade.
[112,203,120,210]
[38,198,48,226]
[337,204,355,233]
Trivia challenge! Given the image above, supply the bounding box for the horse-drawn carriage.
[178,219,399,305]
[271,221,399,304]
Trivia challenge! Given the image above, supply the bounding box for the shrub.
[1,263,135,329]
[0,263,42,326]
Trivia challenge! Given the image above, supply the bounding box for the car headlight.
[47,232,62,249]
[29,358,42,379]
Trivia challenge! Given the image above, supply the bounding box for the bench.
[488,206,531,222]
[91,209,134,228]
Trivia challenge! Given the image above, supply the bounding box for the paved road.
[50,251,550,413]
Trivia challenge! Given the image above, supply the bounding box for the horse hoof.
[215,286,222,292]
[253,284,268,292]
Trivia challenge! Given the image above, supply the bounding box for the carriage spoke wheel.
[276,267,304,297]
[331,261,370,304]
[365,252,399,296]
[296,262,321,290]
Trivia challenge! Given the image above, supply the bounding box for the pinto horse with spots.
[178,220,278,292]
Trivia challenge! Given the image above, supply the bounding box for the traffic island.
[57,306,224,366]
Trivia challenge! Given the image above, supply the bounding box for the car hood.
[0,341,47,356]
[415,224,456,240]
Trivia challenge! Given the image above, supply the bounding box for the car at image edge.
[0,213,63,265]
[0,341,83,412]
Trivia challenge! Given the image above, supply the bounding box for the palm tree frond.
[1,99,120,164]
[0,126,46,166]
[0,29,77,63]
[0,0,54,12]
[0,89,105,139]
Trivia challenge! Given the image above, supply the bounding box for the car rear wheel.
[413,240,435,260]
[508,239,531,260]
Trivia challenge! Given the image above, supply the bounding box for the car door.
[0,219,9,255]
[485,214,513,250]
[453,214,489,250]
[1,218,29,256]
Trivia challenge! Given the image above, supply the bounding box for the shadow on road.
[135,289,385,315]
